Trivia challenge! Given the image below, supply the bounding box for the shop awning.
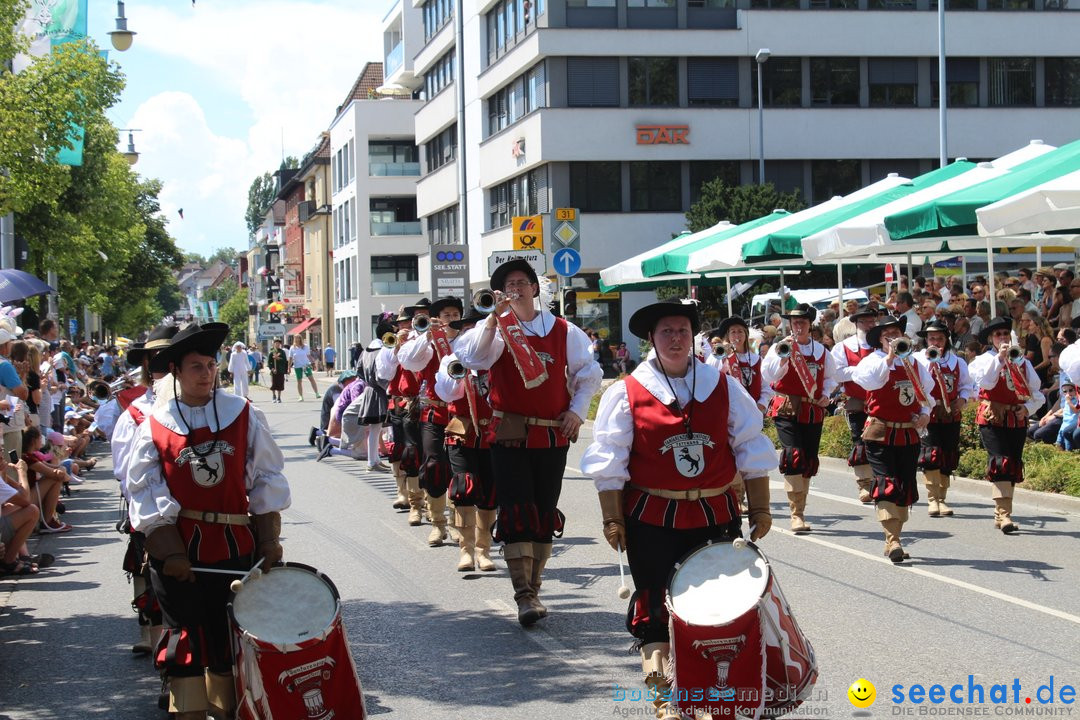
[290,317,320,335]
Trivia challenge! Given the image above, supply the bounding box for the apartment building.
[386,0,1080,346]
[329,62,425,351]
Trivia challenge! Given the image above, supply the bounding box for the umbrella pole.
[962,255,968,290]
[987,236,997,319]
[726,274,733,317]
[907,252,913,291]
[836,261,844,318]
[1036,242,1042,273]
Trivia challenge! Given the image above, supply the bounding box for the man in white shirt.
[896,292,922,340]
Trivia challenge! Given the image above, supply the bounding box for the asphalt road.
[2,378,1079,719]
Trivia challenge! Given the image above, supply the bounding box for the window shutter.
[567,57,619,106]
[687,58,738,101]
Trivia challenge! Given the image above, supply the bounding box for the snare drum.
[228,563,366,720]
[667,541,817,720]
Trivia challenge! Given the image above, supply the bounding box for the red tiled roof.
[335,62,384,116]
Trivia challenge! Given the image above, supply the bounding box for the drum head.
[232,565,338,645]
[669,541,769,626]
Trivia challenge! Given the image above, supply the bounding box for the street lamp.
[755,48,771,186]
[108,1,136,52]
[119,129,142,165]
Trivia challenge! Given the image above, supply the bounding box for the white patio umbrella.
[977,168,1080,237]
[599,221,732,289]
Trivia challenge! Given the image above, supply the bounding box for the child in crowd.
[1056,382,1080,450]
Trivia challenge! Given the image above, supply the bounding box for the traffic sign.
[513,215,544,251]
[552,247,582,277]
[551,208,580,251]
[257,322,286,339]
[488,250,547,277]
[430,244,470,301]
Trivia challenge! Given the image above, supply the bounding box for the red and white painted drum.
[667,541,817,719]
[228,563,365,720]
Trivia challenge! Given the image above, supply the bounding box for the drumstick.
[617,545,631,599]
[191,557,265,593]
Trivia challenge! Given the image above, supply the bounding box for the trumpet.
[776,340,793,359]
[892,338,912,358]
[712,341,731,357]
[473,289,496,315]
[86,369,140,404]
[382,332,398,350]
[1006,344,1025,365]
[447,359,468,379]
[926,347,942,362]
[413,315,431,334]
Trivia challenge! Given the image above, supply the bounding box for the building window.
[427,205,459,245]
[751,58,802,107]
[567,57,620,107]
[371,256,419,295]
[567,0,616,4]
[868,58,917,107]
[487,166,549,230]
[486,0,543,65]
[812,160,861,204]
[423,0,453,42]
[348,139,355,182]
[750,0,799,6]
[487,62,547,137]
[370,198,420,235]
[752,161,805,196]
[343,199,352,242]
[931,58,980,108]
[687,58,739,107]
[808,0,857,7]
[425,125,457,173]
[369,141,419,176]
[810,58,860,106]
[1045,58,1080,106]
[570,162,622,212]
[988,58,1035,106]
[868,159,924,181]
[424,51,455,100]
[985,0,1033,7]
[689,161,739,205]
[630,162,681,212]
[628,57,678,107]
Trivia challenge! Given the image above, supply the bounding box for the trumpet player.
[761,303,837,533]
[830,308,879,503]
[714,317,770,412]
[456,260,602,626]
[398,297,464,547]
[914,320,974,518]
[376,300,430,525]
[851,316,934,563]
[435,308,498,573]
[969,317,1044,534]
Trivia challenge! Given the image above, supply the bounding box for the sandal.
[39,522,72,534]
[1,560,39,576]
[20,553,54,568]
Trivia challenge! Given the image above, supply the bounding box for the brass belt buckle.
[685,488,701,501]
[201,511,218,523]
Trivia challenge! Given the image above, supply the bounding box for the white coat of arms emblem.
[659,432,716,478]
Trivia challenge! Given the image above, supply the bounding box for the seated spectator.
[22,426,72,533]
[0,453,42,576]
[1056,382,1080,450]
[614,342,632,375]
[963,340,983,364]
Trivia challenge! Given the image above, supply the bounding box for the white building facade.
[329,93,425,353]
[390,0,1080,347]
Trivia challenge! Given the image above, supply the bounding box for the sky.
[86,0,387,258]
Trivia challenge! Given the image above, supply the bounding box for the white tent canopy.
[801,141,1057,262]
[977,168,1080,237]
[598,221,732,289]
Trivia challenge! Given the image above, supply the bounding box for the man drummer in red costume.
[913,319,974,518]
[126,322,291,719]
[456,259,602,627]
[582,300,777,719]
[969,316,1044,534]
[830,307,878,503]
[850,316,934,563]
[111,323,179,657]
[761,303,837,533]
[397,296,464,548]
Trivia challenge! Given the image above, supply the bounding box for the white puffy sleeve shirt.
[126,391,291,536]
[581,358,777,492]
[969,351,1044,416]
[850,351,935,415]
[95,397,122,441]
[761,340,837,397]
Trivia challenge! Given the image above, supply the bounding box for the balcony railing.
[385,43,404,78]
[372,280,420,295]
[371,220,423,236]
[370,162,421,177]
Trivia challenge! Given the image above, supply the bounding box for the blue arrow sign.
[553,247,582,277]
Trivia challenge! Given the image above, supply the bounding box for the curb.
[817,456,1080,517]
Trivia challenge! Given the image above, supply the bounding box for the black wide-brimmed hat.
[978,316,1013,345]
[449,308,486,330]
[716,316,748,338]
[150,322,229,373]
[490,259,539,297]
[127,324,180,367]
[429,296,464,317]
[628,300,700,339]
[849,306,877,322]
[403,298,432,318]
[781,303,817,323]
[918,319,951,342]
[866,315,907,350]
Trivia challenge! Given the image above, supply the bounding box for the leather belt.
[421,398,447,408]
[876,420,915,429]
[492,410,562,428]
[178,509,250,525]
[629,484,730,501]
[779,393,815,403]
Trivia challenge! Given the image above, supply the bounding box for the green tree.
[244,157,298,238]
[207,246,240,266]
[685,179,805,233]
[0,34,125,215]
[0,0,28,63]
[204,278,238,307]
[218,289,250,344]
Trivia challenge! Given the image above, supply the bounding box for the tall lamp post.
[755,48,771,185]
[119,128,142,165]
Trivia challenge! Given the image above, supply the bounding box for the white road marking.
[567,467,1080,627]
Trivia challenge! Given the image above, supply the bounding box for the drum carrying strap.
[178,509,251,525]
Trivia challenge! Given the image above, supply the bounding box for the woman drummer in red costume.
[582,300,777,720]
